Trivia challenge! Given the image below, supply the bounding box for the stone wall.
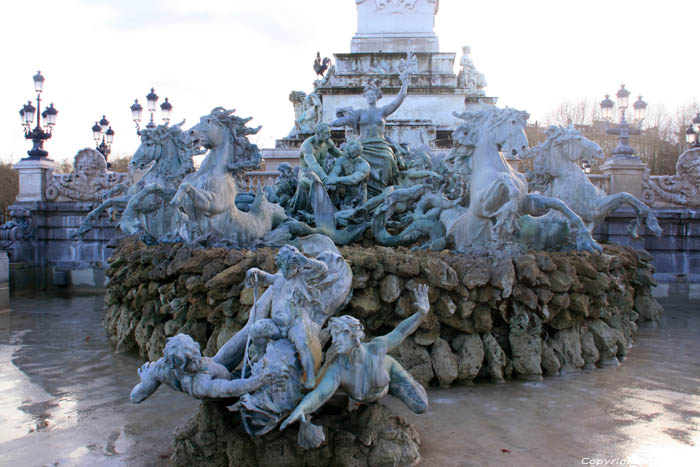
[596,209,700,294]
[105,239,662,385]
[3,200,115,291]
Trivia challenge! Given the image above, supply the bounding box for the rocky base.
[105,238,662,384]
[170,400,420,467]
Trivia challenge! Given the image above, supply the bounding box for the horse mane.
[453,107,530,149]
[205,107,263,175]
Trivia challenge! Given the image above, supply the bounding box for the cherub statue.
[130,334,274,403]
[280,285,431,446]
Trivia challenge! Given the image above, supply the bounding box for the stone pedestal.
[13,158,58,202]
[352,0,439,53]
[600,156,647,198]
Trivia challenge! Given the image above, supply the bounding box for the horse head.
[131,121,189,171]
[492,108,530,160]
[453,107,530,159]
[547,125,604,165]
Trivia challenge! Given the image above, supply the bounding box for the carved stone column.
[13,158,58,202]
[600,157,647,198]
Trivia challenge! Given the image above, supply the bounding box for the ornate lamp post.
[130,88,172,132]
[685,113,700,149]
[599,84,646,162]
[18,71,58,160]
[91,115,115,160]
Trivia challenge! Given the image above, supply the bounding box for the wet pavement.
[0,294,698,467]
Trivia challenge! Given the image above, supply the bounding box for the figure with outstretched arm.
[130,334,278,403]
[331,53,414,196]
[280,284,431,443]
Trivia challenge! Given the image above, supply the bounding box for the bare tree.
[0,161,19,216]
[109,154,131,173]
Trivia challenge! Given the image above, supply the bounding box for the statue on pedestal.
[457,46,487,96]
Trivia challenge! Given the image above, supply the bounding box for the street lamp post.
[684,113,700,148]
[599,84,646,162]
[18,71,58,160]
[130,88,172,133]
[91,115,115,161]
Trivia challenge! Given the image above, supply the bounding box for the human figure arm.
[329,160,370,186]
[300,139,330,181]
[130,360,164,403]
[372,284,430,352]
[244,268,278,289]
[279,364,342,430]
[192,372,270,399]
[381,71,410,117]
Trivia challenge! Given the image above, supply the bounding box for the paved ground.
[0,294,698,467]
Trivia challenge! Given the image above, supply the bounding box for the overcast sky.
[1,0,698,164]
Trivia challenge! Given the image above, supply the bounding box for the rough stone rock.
[379,275,402,303]
[106,240,662,391]
[472,306,493,333]
[420,257,458,290]
[205,257,255,291]
[461,259,491,289]
[551,326,585,370]
[634,294,663,322]
[388,337,434,387]
[430,337,459,387]
[394,293,414,318]
[352,268,370,289]
[435,295,473,333]
[580,326,599,369]
[378,248,420,277]
[351,288,381,318]
[540,341,561,376]
[514,254,540,287]
[171,401,420,467]
[548,309,578,330]
[490,258,515,298]
[550,293,570,310]
[482,333,508,383]
[586,320,619,367]
[202,260,227,283]
[451,333,484,382]
[534,252,555,272]
[512,284,537,310]
[457,298,476,320]
[536,288,554,305]
[508,315,543,381]
[568,293,590,317]
[548,269,573,293]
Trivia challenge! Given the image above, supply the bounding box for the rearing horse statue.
[170,108,286,246]
[76,122,194,241]
[445,107,602,253]
[523,125,662,238]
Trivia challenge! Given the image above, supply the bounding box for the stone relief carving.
[45,148,130,202]
[642,147,700,207]
[357,0,436,12]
